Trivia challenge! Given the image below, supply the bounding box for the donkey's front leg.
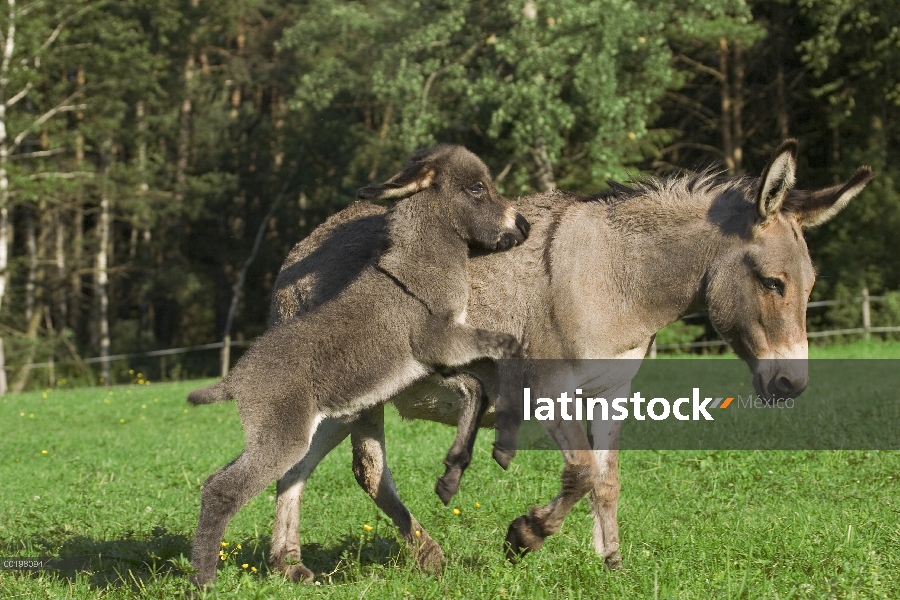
[434,372,489,505]
[270,417,351,582]
[504,419,597,560]
[350,406,445,574]
[587,382,626,569]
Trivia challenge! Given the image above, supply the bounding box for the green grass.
[1,341,899,598]
[809,338,900,358]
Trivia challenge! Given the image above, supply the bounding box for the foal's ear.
[357,163,436,201]
[757,139,798,221]
[782,166,874,228]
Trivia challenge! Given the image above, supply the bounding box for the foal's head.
[357,144,530,251]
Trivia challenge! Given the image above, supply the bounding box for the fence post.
[221,335,231,377]
[649,338,657,359]
[862,286,871,340]
[0,338,6,395]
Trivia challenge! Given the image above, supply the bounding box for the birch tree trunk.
[175,54,195,204]
[96,189,111,384]
[0,0,15,394]
[24,206,35,322]
[532,137,556,192]
[731,42,745,175]
[70,65,84,331]
[718,38,735,175]
[55,210,66,329]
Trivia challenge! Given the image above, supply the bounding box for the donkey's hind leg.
[270,417,351,582]
[191,406,319,588]
[435,372,489,505]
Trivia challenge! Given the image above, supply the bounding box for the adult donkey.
[195,140,873,578]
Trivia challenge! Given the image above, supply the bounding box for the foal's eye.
[760,276,785,295]
[468,182,485,195]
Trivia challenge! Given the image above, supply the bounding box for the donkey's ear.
[781,166,874,228]
[357,164,436,201]
[757,139,798,220]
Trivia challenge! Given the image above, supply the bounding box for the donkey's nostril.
[515,214,531,238]
[775,374,806,397]
[496,232,516,251]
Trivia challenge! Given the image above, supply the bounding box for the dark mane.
[586,166,757,205]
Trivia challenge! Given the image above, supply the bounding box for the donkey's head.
[357,145,530,251]
[705,140,873,399]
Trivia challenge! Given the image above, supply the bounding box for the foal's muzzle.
[495,213,530,251]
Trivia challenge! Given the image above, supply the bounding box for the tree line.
[2,0,898,390]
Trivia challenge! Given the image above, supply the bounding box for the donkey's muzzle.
[753,359,809,400]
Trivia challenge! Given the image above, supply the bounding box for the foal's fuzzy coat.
[189,145,530,586]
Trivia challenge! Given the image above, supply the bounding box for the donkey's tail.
[187,381,232,405]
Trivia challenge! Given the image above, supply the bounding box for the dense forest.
[1,0,898,389]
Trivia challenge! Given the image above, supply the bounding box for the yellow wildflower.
[453,508,460,515]
[363,524,373,531]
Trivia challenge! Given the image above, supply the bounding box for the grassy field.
[1,341,898,598]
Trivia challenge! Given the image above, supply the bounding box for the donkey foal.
[189,145,530,587]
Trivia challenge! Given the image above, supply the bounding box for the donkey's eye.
[760,276,785,295]
[468,182,485,195]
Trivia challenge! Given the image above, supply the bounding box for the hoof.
[282,563,315,583]
[435,474,459,506]
[504,514,546,562]
[605,552,622,570]
[492,444,515,470]
[414,536,445,574]
[272,551,315,583]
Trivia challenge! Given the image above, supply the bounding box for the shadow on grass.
[0,526,404,590]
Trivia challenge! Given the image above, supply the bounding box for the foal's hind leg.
[435,372,489,505]
[191,407,318,588]
[270,418,351,582]
[351,406,445,573]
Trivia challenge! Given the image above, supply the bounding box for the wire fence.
[649,289,899,355]
[2,290,897,385]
